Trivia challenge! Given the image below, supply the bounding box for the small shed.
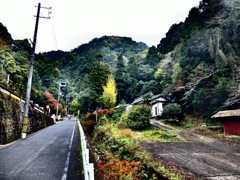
[211,110,240,136]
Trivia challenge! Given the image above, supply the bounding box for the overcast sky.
[1,0,200,52]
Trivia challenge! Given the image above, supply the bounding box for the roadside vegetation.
[81,105,193,180]
[1,0,240,177]
[80,101,240,180]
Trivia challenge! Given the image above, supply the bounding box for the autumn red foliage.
[99,153,142,180]
[93,109,109,116]
[44,90,62,110]
[81,120,96,135]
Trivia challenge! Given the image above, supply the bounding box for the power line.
[44,0,58,50]
[50,13,59,50]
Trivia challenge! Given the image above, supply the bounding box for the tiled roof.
[131,91,153,105]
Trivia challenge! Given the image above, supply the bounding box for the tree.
[115,54,126,102]
[78,88,92,113]
[69,98,82,114]
[120,105,151,130]
[145,46,161,67]
[127,57,138,79]
[44,90,62,111]
[138,64,154,81]
[163,103,182,120]
[102,75,117,108]
[88,54,111,108]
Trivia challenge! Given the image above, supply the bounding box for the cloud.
[0,0,200,52]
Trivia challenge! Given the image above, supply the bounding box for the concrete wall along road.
[0,87,54,144]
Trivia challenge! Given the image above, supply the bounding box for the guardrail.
[77,120,94,180]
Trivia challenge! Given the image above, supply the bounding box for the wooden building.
[211,110,240,136]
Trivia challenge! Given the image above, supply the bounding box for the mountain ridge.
[0,0,239,118]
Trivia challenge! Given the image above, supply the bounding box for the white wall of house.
[126,104,133,111]
[151,102,163,117]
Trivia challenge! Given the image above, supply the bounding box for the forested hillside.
[0,23,60,106]
[0,0,239,118]
[156,0,240,117]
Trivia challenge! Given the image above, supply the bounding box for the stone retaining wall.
[0,91,54,144]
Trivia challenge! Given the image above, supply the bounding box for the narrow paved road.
[0,117,84,180]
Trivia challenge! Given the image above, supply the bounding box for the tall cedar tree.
[88,55,111,108]
[115,54,125,102]
[145,46,161,67]
[124,57,139,102]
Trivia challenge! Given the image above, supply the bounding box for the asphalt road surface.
[0,117,84,180]
[144,120,240,179]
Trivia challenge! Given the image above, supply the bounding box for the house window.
[155,107,158,116]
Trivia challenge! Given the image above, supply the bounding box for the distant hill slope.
[1,0,239,118]
[43,36,149,102]
[44,35,148,73]
[0,22,59,106]
[0,22,13,46]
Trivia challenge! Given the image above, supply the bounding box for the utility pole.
[22,3,51,139]
[56,81,61,121]
[56,81,66,121]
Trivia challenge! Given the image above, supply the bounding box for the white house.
[128,92,167,118]
[126,104,133,111]
[150,95,167,117]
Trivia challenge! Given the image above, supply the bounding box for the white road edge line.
[61,123,76,180]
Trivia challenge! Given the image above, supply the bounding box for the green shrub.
[183,120,195,129]
[111,113,121,121]
[118,112,129,129]
[120,105,151,130]
[163,103,182,120]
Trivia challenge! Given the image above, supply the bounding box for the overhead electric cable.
[45,0,58,50]
[50,14,59,50]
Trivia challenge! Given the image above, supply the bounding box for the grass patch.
[161,120,185,129]
[120,128,133,138]
[135,126,178,142]
[228,135,240,140]
[93,123,186,179]
[98,123,180,143]
[162,118,197,130]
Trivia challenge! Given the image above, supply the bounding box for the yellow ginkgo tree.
[102,75,117,108]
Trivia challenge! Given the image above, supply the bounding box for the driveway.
[141,120,240,179]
